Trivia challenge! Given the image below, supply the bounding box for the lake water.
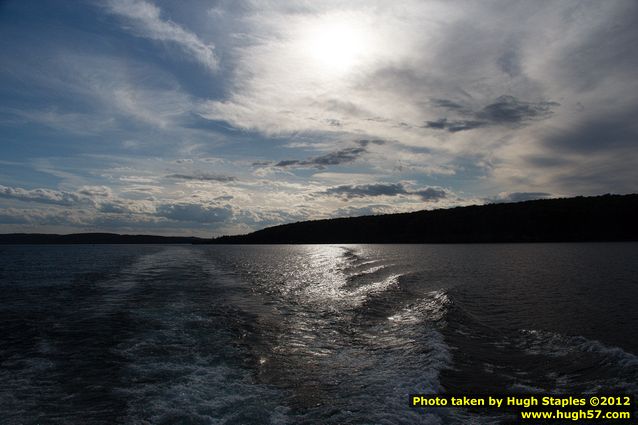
[1,243,637,424]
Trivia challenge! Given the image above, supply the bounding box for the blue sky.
[1,0,637,236]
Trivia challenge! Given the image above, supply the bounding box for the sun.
[304,20,370,75]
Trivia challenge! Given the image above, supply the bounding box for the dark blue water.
[1,244,637,424]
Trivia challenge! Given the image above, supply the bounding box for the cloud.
[0,206,93,227]
[0,183,238,232]
[497,46,522,78]
[477,96,558,124]
[541,109,638,154]
[492,192,554,203]
[311,172,382,184]
[414,187,448,201]
[166,173,238,182]
[356,139,386,147]
[155,202,233,223]
[77,186,113,198]
[322,183,448,201]
[324,183,406,198]
[430,98,464,110]
[0,185,84,206]
[0,209,30,224]
[274,147,367,169]
[424,118,486,132]
[332,204,396,218]
[105,0,218,71]
[0,184,159,217]
[97,198,152,214]
[426,95,558,132]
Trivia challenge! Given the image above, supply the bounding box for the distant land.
[209,194,638,244]
[1,194,637,244]
[0,233,203,244]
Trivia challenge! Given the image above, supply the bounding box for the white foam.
[349,264,387,277]
[388,290,450,324]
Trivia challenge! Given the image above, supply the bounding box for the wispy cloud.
[274,147,367,169]
[155,202,233,223]
[106,0,218,71]
[166,173,237,182]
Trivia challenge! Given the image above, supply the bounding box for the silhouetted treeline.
[3,195,636,245]
[0,233,203,244]
[208,194,638,244]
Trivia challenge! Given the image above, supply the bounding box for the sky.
[1,0,637,236]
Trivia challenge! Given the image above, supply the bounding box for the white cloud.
[0,185,86,206]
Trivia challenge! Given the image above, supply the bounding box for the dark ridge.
[0,233,203,244]
[208,194,638,244]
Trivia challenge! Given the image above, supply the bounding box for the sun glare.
[305,20,370,74]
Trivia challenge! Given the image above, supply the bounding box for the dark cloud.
[155,203,233,223]
[541,111,638,154]
[356,139,386,147]
[273,159,299,167]
[523,155,571,168]
[325,183,407,198]
[414,187,448,201]
[273,140,385,169]
[77,186,112,197]
[275,147,367,169]
[477,96,558,124]
[305,147,366,166]
[548,152,638,195]
[426,95,559,132]
[430,98,464,110]
[322,183,447,201]
[497,47,522,78]
[553,2,638,91]
[98,202,132,214]
[533,108,638,194]
[424,118,486,132]
[447,121,486,132]
[166,173,237,182]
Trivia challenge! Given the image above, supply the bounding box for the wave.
[388,289,451,324]
[518,329,638,368]
[513,329,638,393]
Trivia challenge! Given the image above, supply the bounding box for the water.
[1,243,637,424]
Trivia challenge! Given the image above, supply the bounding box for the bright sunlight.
[304,19,371,74]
